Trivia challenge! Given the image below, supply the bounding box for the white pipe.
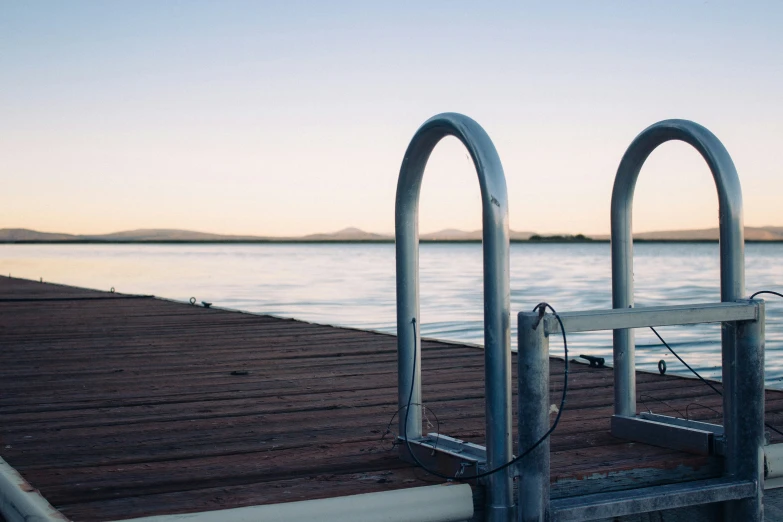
[765,443,783,489]
[117,483,474,522]
[0,456,69,522]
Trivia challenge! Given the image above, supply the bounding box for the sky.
[1,1,782,237]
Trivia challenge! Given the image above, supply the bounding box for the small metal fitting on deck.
[579,354,605,368]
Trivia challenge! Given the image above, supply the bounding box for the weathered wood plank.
[1,276,782,521]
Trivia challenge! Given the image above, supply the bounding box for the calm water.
[2,242,782,388]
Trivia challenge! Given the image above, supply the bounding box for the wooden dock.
[2,276,783,521]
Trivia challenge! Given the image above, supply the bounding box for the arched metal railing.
[516,120,763,521]
[610,119,745,420]
[609,120,761,520]
[395,112,513,521]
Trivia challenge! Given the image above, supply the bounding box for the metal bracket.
[398,433,490,483]
[639,412,724,436]
[611,414,724,456]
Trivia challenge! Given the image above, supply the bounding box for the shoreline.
[1,239,783,245]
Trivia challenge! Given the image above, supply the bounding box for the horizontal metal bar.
[550,478,756,521]
[638,412,724,435]
[422,433,487,460]
[540,301,757,335]
[611,415,715,455]
[636,413,727,456]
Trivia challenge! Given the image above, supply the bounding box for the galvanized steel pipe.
[518,311,551,522]
[725,299,765,520]
[395,113,512,521]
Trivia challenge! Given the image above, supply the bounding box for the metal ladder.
[518,120,765,521]
[394,116,766,521]
[519,300,764,521]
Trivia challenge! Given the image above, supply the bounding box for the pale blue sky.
[1,1,781,236]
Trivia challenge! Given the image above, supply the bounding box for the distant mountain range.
[419,229,537,241]
[1,226,782,243]
[0,227,536,242]
[0,228,269,242]
[592,226,783,241]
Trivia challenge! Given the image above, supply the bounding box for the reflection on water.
[1,242,782,387]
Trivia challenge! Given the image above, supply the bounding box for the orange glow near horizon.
[2,2,781,237]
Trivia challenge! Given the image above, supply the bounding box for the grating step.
[550,478,756,521]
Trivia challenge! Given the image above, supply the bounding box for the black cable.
[382,403,440,450]
[650,319,783,438]
[650,326,723,397]
[685,402,722,421]
[401,302,568,480]
[638,392,687,419]
[750,290,783,301]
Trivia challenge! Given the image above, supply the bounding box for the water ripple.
[1,242,781,388]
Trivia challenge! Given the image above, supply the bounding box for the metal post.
[518,312,550,522]
[610,120,745,418]
[395,113,513,521]
[725,299,765,521]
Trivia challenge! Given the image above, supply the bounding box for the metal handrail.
[610,119,745,419]
[395,113,512,521]
[605,119,759,520]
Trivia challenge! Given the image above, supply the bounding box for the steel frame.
[393,117,763,521]
[518,300,765,521]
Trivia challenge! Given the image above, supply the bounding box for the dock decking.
[2,276,783,521]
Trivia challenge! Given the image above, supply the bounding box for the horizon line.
[2,224,783,240]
